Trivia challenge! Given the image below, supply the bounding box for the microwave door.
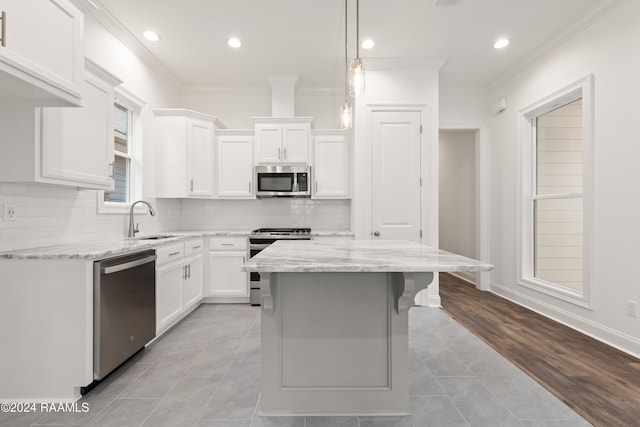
[258,173,294,195]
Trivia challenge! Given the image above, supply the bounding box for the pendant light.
[340,0,352,129]
[349,0,365,97]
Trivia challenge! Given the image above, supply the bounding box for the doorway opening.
[439,128,485,289]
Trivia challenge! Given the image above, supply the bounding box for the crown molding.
[87,0,182,90]
[489,0,626,91]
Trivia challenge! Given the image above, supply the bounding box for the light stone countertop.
[242,239,494,273]
[0,230,252,260]
[0,229,354,260]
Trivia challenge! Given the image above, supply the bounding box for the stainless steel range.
[249,227,311,305]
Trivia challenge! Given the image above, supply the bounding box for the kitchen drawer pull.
[192,245,202,250]
[168,251,181,256]
[278,147,281,159]
[101,255,156,275]
[0,11,6,48]
[190,179,194,192]
[315,181,318,193]
[248,181,251,193]
[284,147,287,159]
[221,243,235,247]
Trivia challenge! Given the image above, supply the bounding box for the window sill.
[96,192,149,215]
[518,277,592,309]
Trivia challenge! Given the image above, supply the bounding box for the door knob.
[373,231,380,237]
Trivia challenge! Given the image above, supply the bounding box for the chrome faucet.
[128,200,156,237]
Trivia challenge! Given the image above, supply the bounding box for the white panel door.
[282,124,310,163]
[183,253,204,310]
[371,111,421,241]
[217,135,254,198]
[156,262,184,334]
[187,119,214,197]
[0,0,83,102]
[255,125,283,163]
[313,135,350,198]
[208,251,249,297]
[40,72,114,188]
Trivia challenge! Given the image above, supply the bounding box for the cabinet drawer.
[208,237,248,251]
[184,239,204,255]
[156,243,184,265]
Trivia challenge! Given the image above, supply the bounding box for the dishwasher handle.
[101,255,157,275]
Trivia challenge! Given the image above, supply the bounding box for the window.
[104,102,132,203]
[98,88,145,213]
[518,76,593,307]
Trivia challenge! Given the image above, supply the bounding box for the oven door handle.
[101,255,157,275]
[250,243,271,251]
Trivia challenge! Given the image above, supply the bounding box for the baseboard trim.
[490,282,640,359]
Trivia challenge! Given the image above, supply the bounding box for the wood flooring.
[439,273,640,427]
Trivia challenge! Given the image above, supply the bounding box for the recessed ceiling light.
[361,39,375,49]
[143,30,160,42]
[493,38,510,49]
[228,37,242,48]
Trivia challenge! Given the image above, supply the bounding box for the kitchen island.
[243,239,493,416]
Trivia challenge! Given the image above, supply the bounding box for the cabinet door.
[40,72,114,189]
[183,253,204,310]
[187,119,214,197]
[255,125,283,163]
[208,251,249,297]
[0,0,83,104]
[283,124,310,163]
[313,135,350,198]
[156,261,184,334]
[217,135,254,198]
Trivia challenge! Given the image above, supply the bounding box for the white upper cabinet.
[39,60,120,189]
[0,0,84,106]
[312,131,351,199]
[154,109,222,198]
[254,118,312,164]
[216,131,254,199]
[0,59,121,190]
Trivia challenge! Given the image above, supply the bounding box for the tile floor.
[1,304,591,427]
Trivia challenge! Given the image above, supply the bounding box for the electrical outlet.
[3,204,16,221]
[626,300,638,318]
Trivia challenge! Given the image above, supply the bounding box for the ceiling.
[92,0,616,90]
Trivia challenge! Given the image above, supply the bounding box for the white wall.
[180,87,342,129]
[487,0,640,356]
[439,130,476,280]
[440,88,488,127]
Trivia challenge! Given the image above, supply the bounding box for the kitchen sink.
[133,234,180,240]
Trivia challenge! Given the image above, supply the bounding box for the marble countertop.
[243,240,494,273]
[0,229,352,260]
[0,230,249,260]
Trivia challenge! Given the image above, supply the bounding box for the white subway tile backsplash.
[0,182,349,251]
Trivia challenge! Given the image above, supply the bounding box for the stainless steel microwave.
[255,165,311,198]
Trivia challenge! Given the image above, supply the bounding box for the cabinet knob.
[373,231,380,237]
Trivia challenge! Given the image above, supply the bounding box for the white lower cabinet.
[155,238,204,335]
[206,237,249,303]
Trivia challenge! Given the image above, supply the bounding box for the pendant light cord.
[356,0,360,59]
[345,0,349,101]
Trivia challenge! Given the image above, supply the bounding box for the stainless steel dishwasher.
[94,250,156,380]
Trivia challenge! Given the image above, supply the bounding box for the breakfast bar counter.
[243,239,493,416]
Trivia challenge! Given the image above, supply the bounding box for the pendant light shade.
[349,0,365,97]
[340,101,352,129]
[349,57,365,97]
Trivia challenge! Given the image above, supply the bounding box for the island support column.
[258,271,433,416]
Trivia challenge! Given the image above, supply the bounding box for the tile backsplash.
[0,183,350,252]
[180,198,351,231]
[0,183,180,252]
